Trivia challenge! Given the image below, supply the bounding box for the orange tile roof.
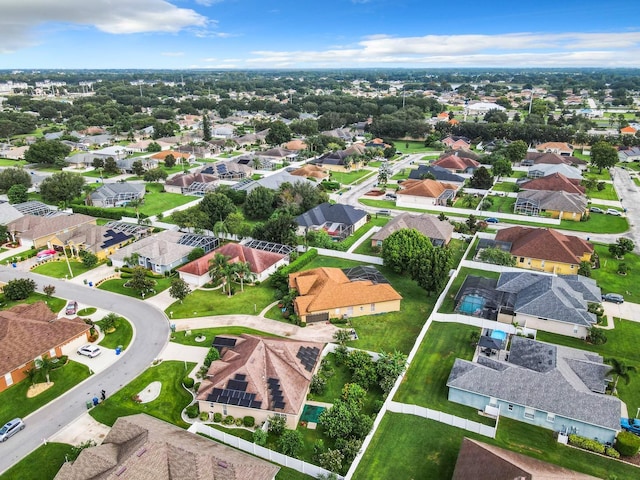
[621,126,637,134]
[289,267,402,315]
[496,227,593,265]
[520,172,585,194]
[397,178,459,198]
[150,150,192,160]
[0,302,89,375]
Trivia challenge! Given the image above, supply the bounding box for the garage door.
[306,312,329,323]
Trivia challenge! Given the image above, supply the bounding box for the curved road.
[0,267,170,474]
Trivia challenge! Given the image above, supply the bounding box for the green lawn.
[97,275,172,299]
[353,238,379,256]
[0,361,91,427]
[77,307,97,316]
[538,318,640,413]
[166,280,276,319]
[587,183,619,201]
[484,196,516,213]
[82,170,121,179]
[0,158,28,167]
[353,413,640,480]
[89,361,195,429]
[453,196,481,209]
[491,182,519,192]
[115,183,195,218]
[391,168,415,180]
[395,322,495,425]
[339,216,390,251]
[392,140,440,154]
[591,244,640,301]
[31,260,99,279]
[0,292,66,314]
[96,316,134,350]
[439,267,500,314]
[329,169,371,185]
[0,442,74,480]
[584,167,612,181]
[171,326,281,346]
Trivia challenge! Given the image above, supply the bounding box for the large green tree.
[0,167,31,193]
[2,278,36,300]
[381,229,433,274]
[128,266,156,297]
[39,171,85,206]
[7,184,28,204]
[469,166,494,189]
[243,186,276,220]
[265,121,292,146]
[199,192,236,227]
[504,140,528,163]
[252,213,297,245]
[24,139,71,165]
[591,141,618,173]
[169,277,191,303]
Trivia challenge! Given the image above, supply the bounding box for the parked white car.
[77,344,101,358]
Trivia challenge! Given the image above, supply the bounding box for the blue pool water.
[459,294,486,314]
[491,330,507,341]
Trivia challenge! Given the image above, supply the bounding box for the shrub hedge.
[72,205,150,220]
[615,430,640,456]
[243,416,255,428]
[185,404,199,418]
[182,377,194,388]
[213,412,222,423]
[568,434,620,457]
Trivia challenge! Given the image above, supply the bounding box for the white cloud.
[246,32,640,67]
[0,0,208,53]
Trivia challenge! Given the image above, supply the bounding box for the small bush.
[235,417,243,426]
[223,415,235,425]
[568,434,605,454]
[243,416,255,428]
[199,412,209,421]
[182,376,194,388]
[213,412,222,423]
[615,430,640,456]
[185,404,199,418]
[606,446,621,458]
[253,428,267,446]
[193,382,201,392]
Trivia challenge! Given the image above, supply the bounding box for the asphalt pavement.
[611,166,640,252]
[0,267,170,475]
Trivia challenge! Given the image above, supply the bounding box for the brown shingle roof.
[290,165,328,179]
[0,302,89,375]
[520,172,585,194]
[54,413,280,480]
[536,141,574,154]
[525,152,587,166]
[433,155,480,170]
[7,214,96,242]
[496,227,593,265]
[397,179,459,198]
[371,213,453,244]
[289,267,402,315]
[178,244,285,277]
[165,172,218,188]
[197,335,323,417]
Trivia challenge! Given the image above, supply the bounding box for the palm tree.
[213,220,228,239]
[23,367,37,386]
[128,198,143,224]
[208,253,230,291]
[123,252,140,268]
[234,261,255,292]
[223,262,239,297]
[36,355,54,385]
[605,357,637,393]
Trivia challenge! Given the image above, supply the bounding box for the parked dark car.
[485,217,500,224]
[602,293,624,304]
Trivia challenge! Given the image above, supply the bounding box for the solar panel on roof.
[235,374,246,381]
[274,401,285,409]
[239,398,251,407]
[227,379,247,391]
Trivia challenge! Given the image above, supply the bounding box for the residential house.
[54,413,279,480]
[371,213,454,247]
[78,133,113,148]
[620,126,637,135]
[535,142,574,156]
[290,164,329,180]
[0,145,29,160]
[178,242,288,287]
[197,334,323,430]
[164,171,218,195]
[150,150,195,165]
[0,302,90,392]
[255,147,297,165]
[519,172,585,194]
[64,152,98,169]
[396,178,459,208]
[466,102,506,115]
[514,190,588,221]
[442,135,471,150]
[527,163,583,180]
[452,437,600,480]
[233,154,275,171]
[7,213,96,248]
[321,128,353,142]
[523,152,587,170]
[283,139,307,151]
[89,183,146,208]
[295,202,367,240]
[234,129,269,147]
[201,161,251,180]
[447,336,620,443]
[407,165,465,184]
[111,230,219,274]
[51,223,136,260]
[125,139,154,152]
[432,154,480,173]
[310,144,367,172]
[116,156,159,173]
[233,170,316,193]
[494,227,593,274]
[0,202,24,225]
[618,146,640,162]
[289,266,402,323]
[91,145,128,160]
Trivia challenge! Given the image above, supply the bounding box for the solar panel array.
[206,372,262,408]
[100,229,132,249]
[212,336,236,352]
[230,178,254,191]
[267,377,286,410]
[296,346,320,372]
[201,163,247,180]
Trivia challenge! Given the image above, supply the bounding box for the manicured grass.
[585,166,612,181]
[353,238,379,256]
[395,322,495,425]
[0,442,74,480]
[31,260,98,279]
[496,213,629,234]
[77,307,97,316]
[165,280,276,319]
[353,413,640,480]
[0,361,91,427]
[0,292,66,314]
[439,267,500,314]
[586,183,618,201]
[0,158,28,167]
[391,167,415,180]
[491,182,519,192]
[509,170,527,179]
[171,326,280,346]
[83,170,120,179]
[329,169,371,185]
[114,183,195,218]
[484,196,516,213]
[453,196,481,209]
[339,216,390,251]
[392,140,440,154]
[307,353,349,404]
[97,316,133,350]
[89,361,195,429]
[97,275,172,299]
[591,244,640,301]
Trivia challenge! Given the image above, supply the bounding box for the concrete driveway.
[602,300,640,323]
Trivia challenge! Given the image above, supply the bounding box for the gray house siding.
[448,388,616,443]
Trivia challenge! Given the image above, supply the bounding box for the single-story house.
[527,163,583,180]
[150,150,195,165]
[371,213,454,247]
[432,154,480,173]
[321,128,353,142]
[309,144,367,172]
[125,139,155,152]
[283,139,308,151]
[0,202,24,225]
[6,213,96,248]
[289,164,329,180]
[0,302,90,393]
[111,230,219,274]
[91,145,128,160]
[255,147,297,164]
[295,202,367,240]
[522,152,587,170]
[289,266,402,323]
[396,178,459,207]
[620,126,637,135]
[201,161,251,180]
[54,413,279,480]
[51,223,135,260]
[197,334,323,430]
[494,227,593,275]
[535,142,574,156]
[233,170,316,193]
[618,146,640,162]
[407,165,465,184]
[88,183,146,208]
[519,172,585,194]
[452,437,600,480]
[234,129,269,146]
[164,172,218,195]
[64,152,99,169]
[514,190,588,221]
[442,135,471,150]
[447,336,620,443]
[0,145,29,160]
[178,242,288,287]
[116,156,159,173]
[466,102,506,115]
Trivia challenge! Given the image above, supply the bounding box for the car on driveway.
[376,209,391,216]
[621,418,640,436]
[485,217,500,224]
[602,293,624,304]
[607,208,622,216]
[589,207,604,214]
[65,301,78,315]
[385,193,397,200]
[0,418,24,442]
[77,344,101,358]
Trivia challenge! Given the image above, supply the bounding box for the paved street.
[0,268,170,475]
[611,166,640,252]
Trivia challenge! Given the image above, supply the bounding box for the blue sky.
[1,0,639,69]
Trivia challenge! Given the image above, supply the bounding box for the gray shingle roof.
[296,202,367,228]
[447,337,620,431]
[371,212,454,246]
[516,190,587,214]
[408,165,465,183]
[91,183,146,202]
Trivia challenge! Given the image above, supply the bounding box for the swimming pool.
[490,330,507,342]
[458,294,486,314]
[300,404,326,423]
